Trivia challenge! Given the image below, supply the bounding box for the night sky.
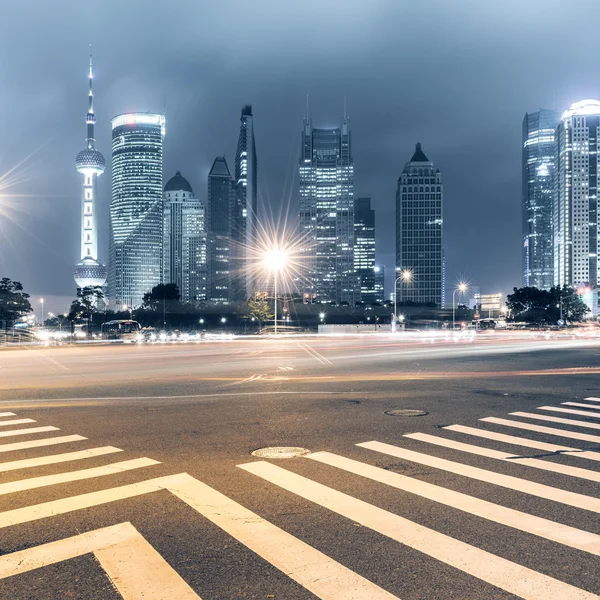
[1,0,600,314]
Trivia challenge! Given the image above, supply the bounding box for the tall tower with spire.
[74,49,107,290]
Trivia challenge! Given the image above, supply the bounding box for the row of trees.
[1,277,593,332]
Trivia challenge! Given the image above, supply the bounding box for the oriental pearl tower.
[74,49,107,290]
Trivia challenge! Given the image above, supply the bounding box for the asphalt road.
[0,332,599,599]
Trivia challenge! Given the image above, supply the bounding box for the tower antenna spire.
[86,45,96,149]
[306,93,309,121]
[344,94,347,120]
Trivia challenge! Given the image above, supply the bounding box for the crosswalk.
[0,398,599,599]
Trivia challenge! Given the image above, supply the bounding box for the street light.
[319,312,326,323]
[39,298,44,326]
[122,304,133,320]
[452,283,468,330]
[264,248,287,335]
[393,269,413,329]
[221,317,227,324]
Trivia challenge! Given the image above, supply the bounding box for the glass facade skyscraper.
[234,105,258,299]
[108,113,165,308]
[299,117,358,304]
[522,109,559,289]
[396,143,444,307]
[554,100,600,287]
[354,197,378,304]
[163,172,207,303]
[207,156,237,304]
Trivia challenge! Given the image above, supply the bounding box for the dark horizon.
[2,0,600,314]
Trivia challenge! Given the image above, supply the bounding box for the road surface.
[0,332,599,599]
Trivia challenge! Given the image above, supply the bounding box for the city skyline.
[4,2,600,313]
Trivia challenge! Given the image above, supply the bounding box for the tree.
[142,283,180,310]
[549,285,590,323]
[0,278,32,329]
[68,286,104,335]
[506,285,589,324]
[246,294,273,328]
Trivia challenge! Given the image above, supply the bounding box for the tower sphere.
[75,148,105,174]
[74,256,108,288]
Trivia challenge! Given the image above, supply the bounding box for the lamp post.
[452,283,468,330]
[122,304,133,320]
[264,248,286,335]
[393,269,413,330]
[40,298,44,326]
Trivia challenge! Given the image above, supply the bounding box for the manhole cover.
[251,446,311,459]
[385,409,428,417]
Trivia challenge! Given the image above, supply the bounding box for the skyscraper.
[207,157,237,304]
[354,197,377,304]
[555,100,600,288]
[234,105,258,298]
[396,143,444,307]
[108,113,165,308]
[163,172,207,303]
[299,116,357,304]
[74,51,107,291]
[522,109,559,289]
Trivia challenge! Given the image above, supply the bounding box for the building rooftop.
[410,142,430,163]
[164,171,193,194]
[209,156,232,177]
[562,99,600,121]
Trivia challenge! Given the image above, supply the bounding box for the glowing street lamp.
[122,304,133,320]
[393,268,413,328]
[264,248,287,335]
[319,312,326,323]
[452,282,468,329]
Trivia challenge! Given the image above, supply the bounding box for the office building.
[207,157,237,304]
[522,109,559,289]
[163,172,207,303]
[108,112,165,308]
[396,143,444,306]
[374,265,385,304]
[299,116,357,304]
[234,105,258,298]
[555,99,600,288]
[74,51,107,291]
[354,197,378,304]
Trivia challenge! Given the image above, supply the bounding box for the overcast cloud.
[1,0,599,313]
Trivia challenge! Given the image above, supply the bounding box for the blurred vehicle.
[101,320,142,342]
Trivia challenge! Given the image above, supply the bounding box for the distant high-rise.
[163,172,207,303]
[374,265,385,305]
[108,113,165,308]
[396,143,444,307]
[74,51,107,291]
[354,197,378,304]
[522,109,559,289]
[555,100,600,288]
[299,116,357,304]
[207,157,237,304]
[234,105,258,298]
